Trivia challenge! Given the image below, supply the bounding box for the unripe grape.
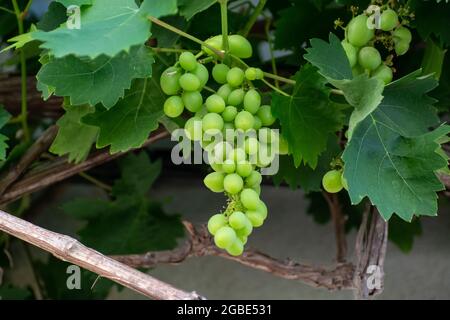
[211,141,232,162]
[207,214,227,235]
[227,239,244,256]
[358,47,381,71]
[184,116,202,141]
[245,170,262,187]
[255,201,268,220]
[244,89,261,114]
[222,159,236,173]
[347,15,375,47]
[182,91,203,112]
[203,35,253,59]
[227,67,245,87]
[245,137,259,155]
[394,40,409,56]
[204,172,225,193]
[235,111,255,131]
[393,26,412,44]
[252,184,261,195]
[240,188,260,210]
[253,115,262,130]
[236,161,253,178]
[163,96,184,118]
[257,105,276,126]
[217,84,232,103]
[179,51,197,71]
[277,134,289,155]
[237,219,253,237]
[223,122,235,136]
[380,9,398,31]
[160,67,181,95]
[210,161,223,173]
[214,226,237,249]
[229,211,248,229]
[246,210,265,227]
[341,40,358,67]
[192,63,209,88]
[322,170,344,193]
[341,173,349,191]
[228,148,247,163]
[212,64,230,84]
[239,235,248,245]
[202,113,224,131]
[255,68,264,80]
[179,73,201,91]
[259,127,279,144]
[224,173,244,194]
[206,94,226,113]
[227,89,245,106]
[222,106,238,122]
[245,67,258,80]
[372,64,393,85]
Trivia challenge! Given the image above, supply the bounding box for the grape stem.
[218,0,230,55]
[241,0,267,37]
[152,47,198,54]
[148,16,225,59]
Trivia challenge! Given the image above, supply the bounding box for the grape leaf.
[178,0,217,20]
[141,0,178,18]
[63,153,184,254]
[271,64,344,168]
[50,104,98,163]
[37,45,154,109]
[0,106,11,161]
[31,0,152,58]
[36,2,67,32]
[273,136,340,192]
[410,0,450,46]
[304,33,352,81]
[388,216,422,253]
[82,73,165,153]
[343,72,448,221]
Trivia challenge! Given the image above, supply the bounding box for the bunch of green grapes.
[341,6,412,85]
[160,35,289,256]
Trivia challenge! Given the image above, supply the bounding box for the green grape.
[277,135,289,155]
[192,63,209,88]
[222,159,236,173]
[229,211,248,229]
[237,219,253,237]
[204,172,225,193]
[160,67,181,95]
[252,184,261,195]
[236,161,253,177]
[341,173,349,191]
[253,115,262,130]
[222,106,238,122]
[217,84,232,104]
[226,239,244,256]
[184,116,202,141]
[245,67,257,81]
[394,40,409,56]
[163,96,184,118]
[179,51,197,71]
[257,105,276,126]
[372,64,393,85]
[239,235,248,245]
[182,91,203,112]
[203,35,253,59]
[246,210,265,227]
[227,89,245,106]
[202,113,224,131]
[210,161,223,173]
[393,26,412,44]
[206,94,226,113]
[341,40,358,67]
[211,141,232,163]
[214,226,237,249]
[179,73,201,91]
[255,201,268,220]
[228,148,246,163]
[257,143,275,168]
[240,188,260,210]
[235,111,255,131]
[358,47,381,71]
[255,68,264,80]
[347,15,375,47]
[243,89,261,114]
[207,214,227,235]
[245,137,259,155]
[245,170,262,187]
[259,128,279,144]
[223,122,235,136]
[322,170,343,193]
[224,173,244,194]
[212,64,230,84]
[380,9,398,31]
[227,67,245,87]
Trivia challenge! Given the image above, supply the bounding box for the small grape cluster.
[160,44,288,256]
[341,7,412,85]
[322,169,348,194]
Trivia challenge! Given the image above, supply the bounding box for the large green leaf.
[178,0,217,20]
[141,0,178,18]
[50,104,99,163]
[82,74,165,153]
[37,45,154,109]
[342,72,447,221]
[0,106,11,161]
[271,64,344,168]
